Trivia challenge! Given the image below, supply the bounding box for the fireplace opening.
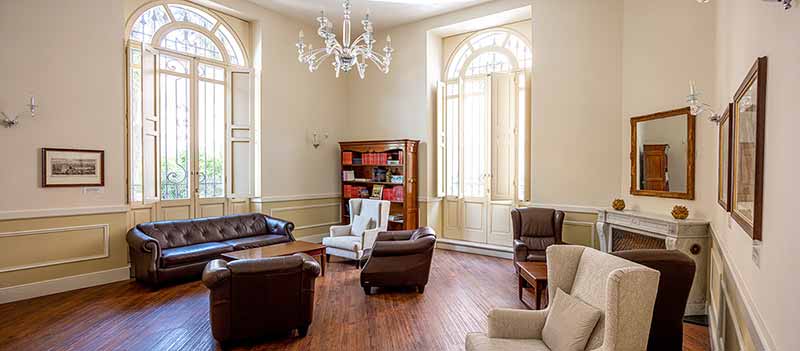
[611,229,666,252]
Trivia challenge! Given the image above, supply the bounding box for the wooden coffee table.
[222,241,327,276]
[516,261,548,310]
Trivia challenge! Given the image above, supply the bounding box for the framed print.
[42,148,105,187]
[731,57,767,241]
[717,104,733,211]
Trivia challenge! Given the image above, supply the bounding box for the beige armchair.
[323,199,390,263]
[466,245,660,351]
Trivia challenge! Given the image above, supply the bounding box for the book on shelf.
[382,187,393,201]
[342,152,353,165]
[371,185,384,199]
[393,186,404,202]
[342,170,355,181]
[390,175,404,183]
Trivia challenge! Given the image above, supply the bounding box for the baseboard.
[0,265,130,304]
[436,239,513,259]
[297,233,327,244]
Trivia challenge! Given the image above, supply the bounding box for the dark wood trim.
[629,107,696,200]
[731,57,767,241]
[41,148,105,188]
[717,104,734,211]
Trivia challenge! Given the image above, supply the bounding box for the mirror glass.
[630,107,695,199]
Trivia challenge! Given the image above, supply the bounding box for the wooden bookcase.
[339,139,419,231]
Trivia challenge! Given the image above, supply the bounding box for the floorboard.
[0,249,709,351]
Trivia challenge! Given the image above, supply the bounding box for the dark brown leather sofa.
[360,227,437,295]
[511,207,564,265]
[202,254,321,344]
[612,249,696,351]
[127,213,295,286]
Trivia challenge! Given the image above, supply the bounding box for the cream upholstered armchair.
[466,245,660,351]
[323,199,390,263]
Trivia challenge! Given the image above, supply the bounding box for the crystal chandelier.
[296,0,394,79]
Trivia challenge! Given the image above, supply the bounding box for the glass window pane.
[160,72,191,200]
[198,80,226,198]
[130,5,171,43]
[215,26,245,66]
[168,4,216,30]
[161,29,223,61]
[129,47,143,202]
[198,63,225,81]
[446,30,530,80]
[159,54,190,74]
[462,79,487,197]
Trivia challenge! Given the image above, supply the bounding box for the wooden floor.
[0,249,709,351]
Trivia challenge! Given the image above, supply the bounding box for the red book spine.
[394,186,404,202]
[343,152,352,165]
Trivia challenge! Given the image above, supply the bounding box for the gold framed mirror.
[630,107,696,199]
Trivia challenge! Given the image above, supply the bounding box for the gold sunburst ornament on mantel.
[671,205,690,220]
[612,199,626,211]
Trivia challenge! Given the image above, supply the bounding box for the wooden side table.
[516,261,548,310]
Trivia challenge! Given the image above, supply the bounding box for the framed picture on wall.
[41,148,105,187]
[731,57,767,241]
[717,104,733,211]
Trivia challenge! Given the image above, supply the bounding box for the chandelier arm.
[366,54,388,70]
[310,53,334,71]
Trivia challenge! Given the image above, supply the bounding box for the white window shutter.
[518,72,532,202]
[141,45,159,204]
[437,81,446,198]
[490,72,516,201]
[227,69,254,198]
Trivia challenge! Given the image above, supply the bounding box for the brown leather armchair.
[612,249,696,351]
[202,253,321,344]
[511,207,564,266]
[360,227,437,295]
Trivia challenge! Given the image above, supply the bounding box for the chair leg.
[326,254,331,263]
[417,285,425,294]
[297,325,309,337]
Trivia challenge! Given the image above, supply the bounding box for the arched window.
[437,27,532,245]
[125,1,253,221]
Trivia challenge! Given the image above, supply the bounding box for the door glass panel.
[462,79,488,197]
[198,79,225,198]
[446,82,460,196]
[129,47,143,202]
[160,70,191,200]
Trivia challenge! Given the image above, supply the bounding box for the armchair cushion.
[323,235,362,252]
[161,242,233,267]
[541,288,601,351]
[466,334,550,351]
[487,308,548,339]
[329,224,352,237]
[350,214,374,237]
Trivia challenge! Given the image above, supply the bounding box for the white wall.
[711,0,800,349]
[346,0,624,207]
[0,0,127,212]
[0,0,348,213]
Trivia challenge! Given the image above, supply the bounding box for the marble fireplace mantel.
[596,208,710,315]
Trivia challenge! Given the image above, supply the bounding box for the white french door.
[440,71,530,246]
[157,52,227,220]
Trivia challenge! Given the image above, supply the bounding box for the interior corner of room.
[1,0,797,350]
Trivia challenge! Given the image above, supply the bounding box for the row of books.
[343,185,370,199]
[343,184,404,202]
[381,186,405,202]
[342,151,403,165]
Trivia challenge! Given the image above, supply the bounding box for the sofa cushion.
[465,333,550,351]
[137,213,268,249]
[322,235,361,252]
[161,242,234,267]
[223,234,290,250]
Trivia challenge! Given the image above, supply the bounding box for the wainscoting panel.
[561,212,599,249]
[253,197,341,239]
[0,211,129,301]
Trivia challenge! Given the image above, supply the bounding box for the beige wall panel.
[0,213,128,287]
[0,225,108,273]
[254,198,342,239]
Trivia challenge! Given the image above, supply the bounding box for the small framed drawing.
[717,103,733,211]
[42,148,105,187]
[731,57,767,241]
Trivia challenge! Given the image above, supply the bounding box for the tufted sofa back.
[136,213,270,249]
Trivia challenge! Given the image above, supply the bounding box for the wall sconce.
[312,131,329,149]
[687,80,721,123]
[2,96,38,128]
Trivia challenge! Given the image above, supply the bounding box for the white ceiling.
[247,0,493,30]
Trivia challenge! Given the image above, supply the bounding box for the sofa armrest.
[513,239,529,262]
[202,259,231,289]
[126,227,161,284]
[372,236,435,257]
[375,230,415,242]
[295,253,321,277]
[330,224,352,237]
[487,308,548,339]
[127,227,160,254]
[266,216,295,239]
